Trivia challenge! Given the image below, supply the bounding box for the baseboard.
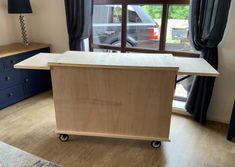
[172,100,229,124]
[207,115,229,124]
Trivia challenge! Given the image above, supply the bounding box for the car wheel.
[107,41,133,53]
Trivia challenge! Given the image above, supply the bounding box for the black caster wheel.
[59,134,69,142]
[151,141,161,148]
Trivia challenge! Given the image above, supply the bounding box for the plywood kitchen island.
[14,51,219,148]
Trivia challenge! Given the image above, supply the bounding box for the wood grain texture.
[175,57,219,77]
[0,92,234,167]
[0,43,50,58]
[55,130,170,141]
[14,51,219,77]
[14,53,63,70]
[51,66,177,141]
[50,51,179,70]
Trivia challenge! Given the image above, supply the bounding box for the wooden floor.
[0,91,234,167]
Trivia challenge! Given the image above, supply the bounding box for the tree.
[142,5,189,20]
[168,5,189,19]
[143,5,162,19]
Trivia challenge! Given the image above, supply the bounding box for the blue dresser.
[0,43,52,109]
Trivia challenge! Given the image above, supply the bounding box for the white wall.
[0,0,19,45]
[208,0,235,123]
[0,0,86,53]
[27,0,69,53]
[0,0,234,123]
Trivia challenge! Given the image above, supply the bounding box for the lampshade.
[8,0,32,14]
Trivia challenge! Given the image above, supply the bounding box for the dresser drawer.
[0,85,24,109]
[19,47,50,61]
[23,70,51,97]
[0,60,4,73]
[18,51,38,61]
[3,55,20,71]
[0,43,51,109]
[0,70,22,90]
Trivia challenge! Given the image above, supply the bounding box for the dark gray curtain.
[186,0,231,124]
[64,0,93,51]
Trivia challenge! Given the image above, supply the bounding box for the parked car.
[93,5,159,49]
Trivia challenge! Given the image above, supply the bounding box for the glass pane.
[165,5,196,53]
[93,5,122,46]
[174,75,193,101]
[126,5,163,50]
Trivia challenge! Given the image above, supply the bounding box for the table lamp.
[8,0,32,47]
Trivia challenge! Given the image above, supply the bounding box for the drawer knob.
[8,93,14,97]
[11,60,16,64]
[5,76,11,81]
[25,78,29,82]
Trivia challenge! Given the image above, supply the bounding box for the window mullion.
[121,3,127,53]
[89,29,94,51]
[159,4,169,52]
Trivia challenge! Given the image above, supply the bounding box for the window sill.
[172,100,190,116]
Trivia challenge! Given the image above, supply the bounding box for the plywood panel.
[49,52,179,70]
[51,66,177,140]
[14,53,63,70]
[14,51,219,77]
[175,57,219,77]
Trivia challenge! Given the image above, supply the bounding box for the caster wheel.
[151,141,161,148]
[59,134,69,142]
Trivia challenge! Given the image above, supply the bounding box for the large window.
[90,0,198,101]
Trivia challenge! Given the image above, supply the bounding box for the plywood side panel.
[51,66,176,140]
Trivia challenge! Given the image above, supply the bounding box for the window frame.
[90,0,197,102]
[90,0,199,57]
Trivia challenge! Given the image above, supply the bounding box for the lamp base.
[19,14,30,47]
